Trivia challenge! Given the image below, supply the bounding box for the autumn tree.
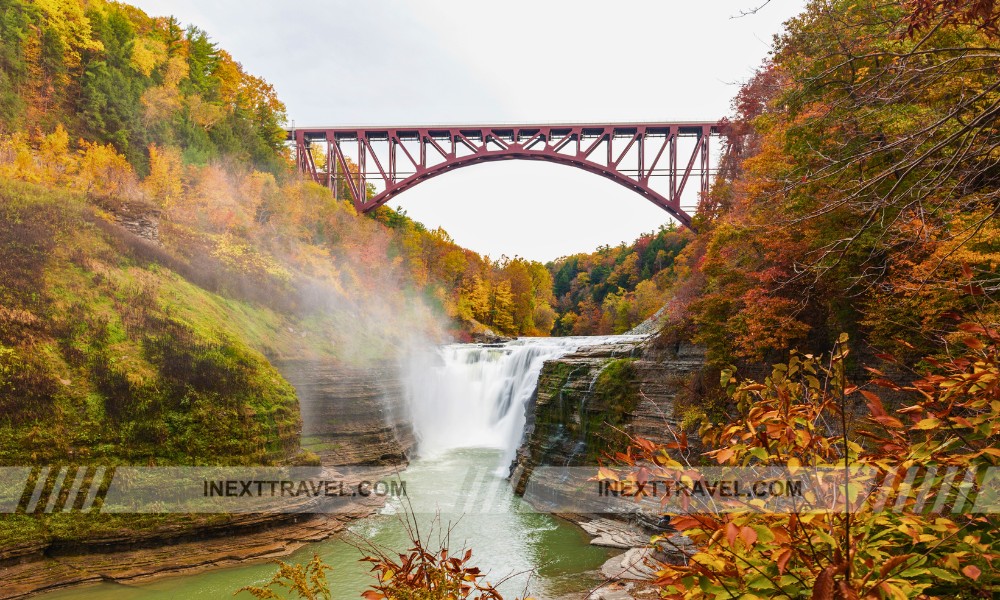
[668,0,1000,364]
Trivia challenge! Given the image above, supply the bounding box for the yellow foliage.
[244,170,278,194]
[76,140,138,198]
[163,54,188,87]
[214,50,244,107]
[140,85,182,123]
[140,56,188,123]
[129,37,167,77]
[38,124,74,184]
[0,133,40,183]
[174,164,245,232]
[187,94,224,128]
[213,234,292,284]
[34,0,104,69]
[143,144,184,207]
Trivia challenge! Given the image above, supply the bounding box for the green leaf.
[750,524,776,544]
[747,575,776,590]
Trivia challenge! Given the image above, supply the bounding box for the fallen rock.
[600,547,659,581]
[652,532,697,565]
[579,518,648,549]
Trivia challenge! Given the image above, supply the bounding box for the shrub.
[601,329,999,598]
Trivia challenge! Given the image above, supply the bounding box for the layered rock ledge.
[512,338,705,597]
[0,361,414,599]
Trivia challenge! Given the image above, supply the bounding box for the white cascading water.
[403,336,644,473]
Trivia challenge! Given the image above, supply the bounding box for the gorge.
[4,0,997,596]
[14,333,694,600]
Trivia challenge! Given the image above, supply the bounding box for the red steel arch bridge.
[288,121,723,230]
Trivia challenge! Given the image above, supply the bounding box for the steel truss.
[290,122,722,230]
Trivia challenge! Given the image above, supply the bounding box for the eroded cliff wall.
[277,361,415,467]
[513,339,704,490]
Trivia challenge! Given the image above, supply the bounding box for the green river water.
[39,448,615,600]
[39,338,638,599]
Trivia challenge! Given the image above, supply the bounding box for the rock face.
[511,338,704,582]
[600,547,659,580]
[580,518,650,549]
[277,361,415,466]
[94,197,161,242]
[0,506,378,600]
[513,339,704,483]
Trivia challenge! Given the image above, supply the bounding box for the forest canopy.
[0,0,287,174]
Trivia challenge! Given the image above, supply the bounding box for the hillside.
[600,2,1000,596]
[548,224,692,335]
[0,0,572,342]
[663,0,999,365]
[0,0,286,173]
[0,0,558,557]
[0,179,305,465]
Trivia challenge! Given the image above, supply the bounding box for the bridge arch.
[290,122,722,231]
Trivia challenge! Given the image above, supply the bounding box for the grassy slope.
[0,178,308,465]
[0,178,337,551]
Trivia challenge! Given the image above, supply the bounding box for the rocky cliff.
[277,361,415,466]
[510,337,705,583]
[513,339,704,484]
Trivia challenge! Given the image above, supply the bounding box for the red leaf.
[838,581,860,600]
[714,447,735,464]
[872,378,901,391]
[879,554,913,578]
[873,415,904,429]
[672,516,703,531]
[739,526,758,547]
[860,390,886,417]
[812,566,837,600]
[725,522,739,546]
[775,547,792,574]
[963,564,982,580]
[963,337,986,350]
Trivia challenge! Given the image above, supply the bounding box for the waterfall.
[403,336,642,473]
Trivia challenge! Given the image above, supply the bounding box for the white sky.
[129,0,805,262]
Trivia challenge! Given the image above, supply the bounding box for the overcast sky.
[130,0,805,262]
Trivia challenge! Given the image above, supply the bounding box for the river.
[40,336,642,599]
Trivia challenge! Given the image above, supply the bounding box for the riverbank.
[0,512,356,599]
[0,462,402,599]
